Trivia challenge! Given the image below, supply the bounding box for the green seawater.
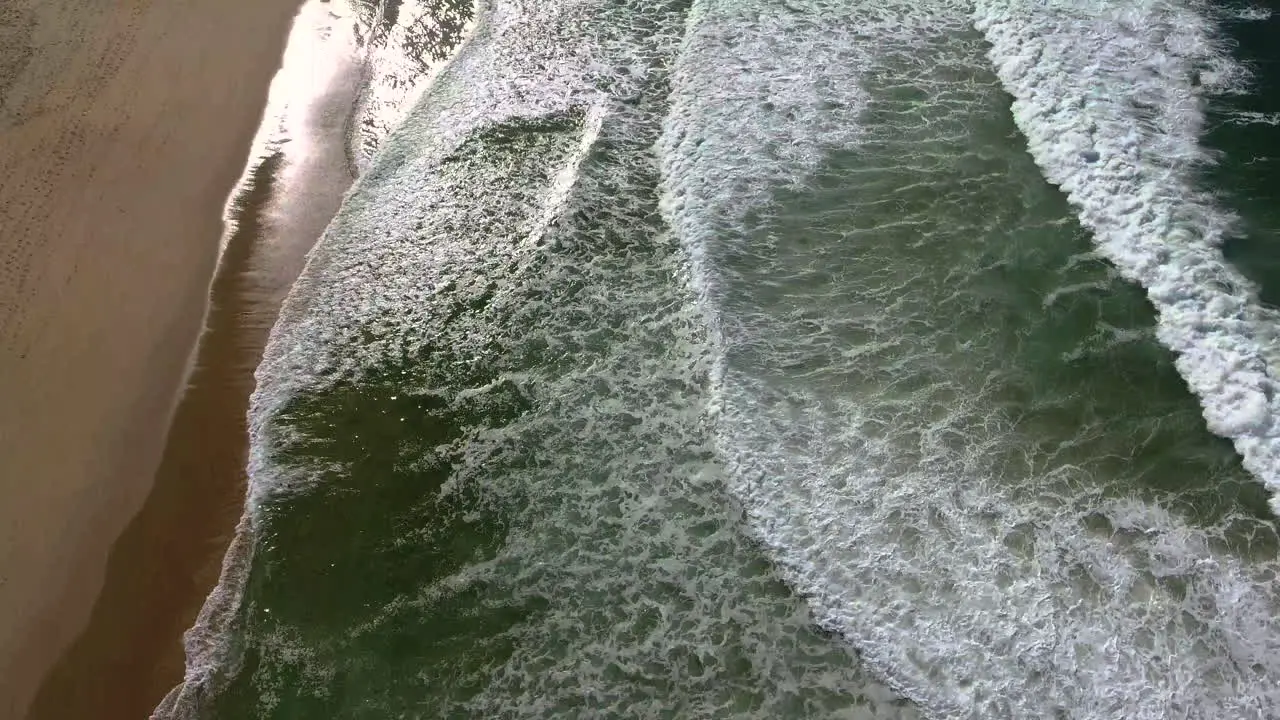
[665,9,1280,714]
[199,4,916,715]
[719,27,1272,525]
[1211,5,1280,309]
[173,1,1280,717]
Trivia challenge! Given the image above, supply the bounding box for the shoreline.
[21,3,369,718]
[0,0,303,716]
[153,3,484,713]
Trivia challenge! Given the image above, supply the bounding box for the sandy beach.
[23,3,369,715]
[0,0,303,715]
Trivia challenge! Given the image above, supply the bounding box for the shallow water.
[166,1,1280,717]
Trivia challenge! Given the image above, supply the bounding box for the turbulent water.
[163,0,1280,717]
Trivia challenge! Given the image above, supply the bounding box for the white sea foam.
[658,0,873,311]
[975,0,1280,513]
[662,0,1280,716]
[155,2,488,714]
[245,0,598,501]
[1224,110,1280,127]
[169,0,1280,716]
[168,0,917,716]
[1220,3,1273,22]
[348,0,479,170]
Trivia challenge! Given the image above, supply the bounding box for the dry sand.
[0,0,303,715]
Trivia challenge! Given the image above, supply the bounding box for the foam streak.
[975,0,1280,512]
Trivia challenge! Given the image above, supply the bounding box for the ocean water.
[161,0,1280,718]
[345,0,474,169]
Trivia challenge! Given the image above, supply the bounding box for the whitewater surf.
[159,1,1280,718]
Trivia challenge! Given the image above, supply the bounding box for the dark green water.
[1212,1,1280,309]
[661,6,1280,715]
[162,1,1280,718]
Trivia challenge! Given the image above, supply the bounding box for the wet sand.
[0,0,304,716]
[14,2,369,718]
